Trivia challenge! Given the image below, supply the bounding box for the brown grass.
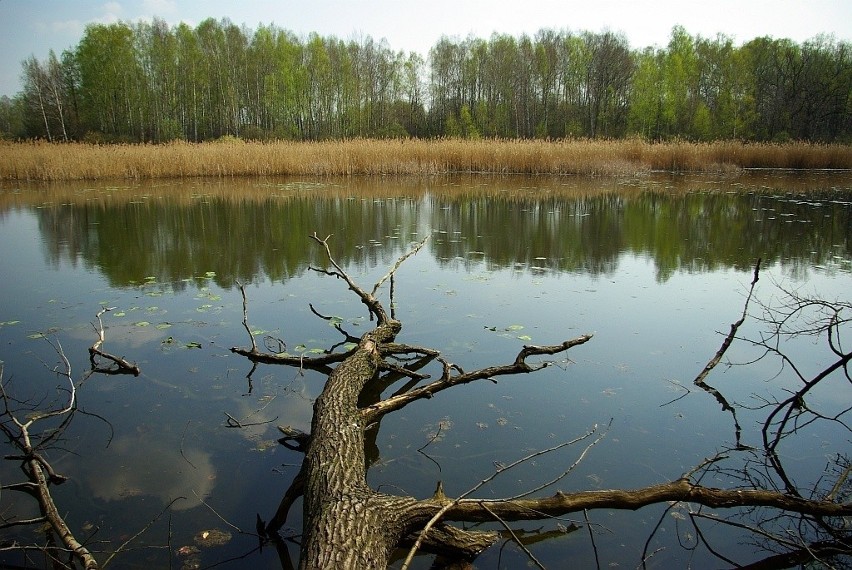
[1,139,850,182]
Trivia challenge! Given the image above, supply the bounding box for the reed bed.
[1,139,850,182]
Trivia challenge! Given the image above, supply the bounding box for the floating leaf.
[135,321,150,327]
[517,334,533,341]
[307,348,325,354]
[204,271,216,278]
[0,320,20,326]
[113,312,126,317]
[27,332,45,339]
[505,324,524,331]
[155,323,172,330]
[250,329,267,336]
[185,341,202,349]
[294,344,307,352]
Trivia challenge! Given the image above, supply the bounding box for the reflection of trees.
[428,189,851,280]
[33,185,850,287]
[35,196,423,288]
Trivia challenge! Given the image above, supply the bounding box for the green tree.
[582,31,634,138]
[659,26,700,138]
[0,95,25,139]
[76,22,141,140]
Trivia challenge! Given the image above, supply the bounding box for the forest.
[0,18,850,144]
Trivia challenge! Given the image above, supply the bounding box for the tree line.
[1,18,850,143]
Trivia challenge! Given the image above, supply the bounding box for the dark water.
[0,173,849,568]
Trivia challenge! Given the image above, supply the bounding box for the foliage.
[8,21,852,143]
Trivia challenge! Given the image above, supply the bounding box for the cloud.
[48,19,86,35]
[97,1,123,24]
[142,0,178,15]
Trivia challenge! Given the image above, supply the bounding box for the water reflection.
[2,173,848,287]
[84,435,216,510]
[0,174,850,568]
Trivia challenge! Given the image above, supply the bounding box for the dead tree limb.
[230,238,851,568]
[89,307,140,376]
[0,347,99,569]
[691,258,760,448]
[362,336,593,425]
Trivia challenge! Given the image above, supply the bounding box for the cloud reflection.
[86,435,215,511]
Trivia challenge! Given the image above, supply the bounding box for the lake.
[0,172,850,568]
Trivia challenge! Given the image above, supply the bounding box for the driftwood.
[88,307,141,376]
[0,343,99,569]
[229,237,852,568]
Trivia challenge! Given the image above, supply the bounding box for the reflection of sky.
[85,435,216,511]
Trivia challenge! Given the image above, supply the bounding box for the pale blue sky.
[1,0,850,98]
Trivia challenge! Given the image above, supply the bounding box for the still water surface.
[0,173,849,568]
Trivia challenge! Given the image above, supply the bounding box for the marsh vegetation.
[1,139,850,181]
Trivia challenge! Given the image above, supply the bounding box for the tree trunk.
[299,322,406,568]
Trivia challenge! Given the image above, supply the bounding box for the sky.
[1,0,850,98]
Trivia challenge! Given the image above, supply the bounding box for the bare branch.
[309,232,391,324]
[89,307,140,376]
[371,236,429,296]
[692,258,760,447]
[401,425,601,568]
[440,479,852,521]
[479,502,547,570]
[236,281,258,354]
[362,335,593,424]
[0,351,99,569]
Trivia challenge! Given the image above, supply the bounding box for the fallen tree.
[231,236,852,569]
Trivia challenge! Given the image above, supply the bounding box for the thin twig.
[89,307,140,376]
[480,502,546,570]
[584,509,601,570]
[236,281,258,353]
[371,236,429,295]
[192,490,247,536]
[101,497,184,568]
[179,420,196,470]
[400,424,600,570]
[503,420,610,501]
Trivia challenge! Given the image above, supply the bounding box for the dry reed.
[1,139,850,182]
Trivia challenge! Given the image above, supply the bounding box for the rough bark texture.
[300,322,404,568]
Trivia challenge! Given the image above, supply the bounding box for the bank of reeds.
[1,138,850,182]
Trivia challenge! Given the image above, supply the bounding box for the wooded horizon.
[1,18,850,144]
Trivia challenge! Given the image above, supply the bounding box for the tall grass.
[1,139,850,182]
